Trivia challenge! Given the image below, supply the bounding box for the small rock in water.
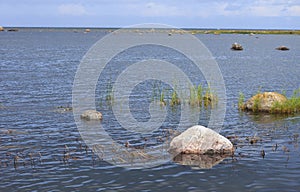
[243,92,287,112]
[56,105,72,113]
[276,46,289,51]
[80,110,102,121]
[231,43,243,51]
[168,125,234,155]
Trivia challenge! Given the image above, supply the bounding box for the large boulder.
[80,110,102,120]
[168,125,234,155]
[243,92,287,112]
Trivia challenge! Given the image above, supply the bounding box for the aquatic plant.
[170,89,181,107]
[189,85,197,107]
[188,84,205,107]
[252,96,261,113]
[99,80,218,109]
[105,80,114,105]
[271,88,300,114]
[197,84,203,106]
[238,92,245,111]
[239,88,300,114]
[203,84,218,108]
[160,90,166,106]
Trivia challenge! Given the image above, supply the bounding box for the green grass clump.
[252,96,261,113]
[203,84,218,107]
[160,91,166,106]
[189,85,197,107]
[170,90,180,107]
[105,80,114,105]
[271,88,300,114]
[188,84,218,108]
[238,92,245,111]
[197,84,203,106]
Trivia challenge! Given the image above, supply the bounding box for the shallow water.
[1,29,300,191]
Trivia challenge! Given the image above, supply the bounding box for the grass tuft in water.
[105,79,114,105]
[203,84,218,108]
[160,90,166,106]
[170,89,181,107]
[271,88,300,114]
[238,92,245,111]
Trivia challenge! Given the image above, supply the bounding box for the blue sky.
[1,0,300,29]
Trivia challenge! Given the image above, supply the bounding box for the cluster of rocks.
[0,26,19,32]
[231,43,290,51]
[78,108,234,168]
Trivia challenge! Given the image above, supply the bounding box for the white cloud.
[141,2,184,17]
[287,5,300,16]
[58,4,88,16]
[202,0,300,17]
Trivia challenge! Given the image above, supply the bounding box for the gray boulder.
[80,110,102,120]
[168,125,234,155]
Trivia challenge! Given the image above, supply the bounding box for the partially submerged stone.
[243,92,287,112]
[55,106,72,113]
[173,153,231,169]
[80,110,102,121]
[276,46,289,51]
[231,43,243,51]
[168,125,234,155]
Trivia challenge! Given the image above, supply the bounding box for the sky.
[0,0,300,29]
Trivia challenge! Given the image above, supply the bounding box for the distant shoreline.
[1,27,300,35]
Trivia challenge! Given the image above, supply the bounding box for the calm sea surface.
[1,29,300,191]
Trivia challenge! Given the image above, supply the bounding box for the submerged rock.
[168,125,234,155]
[55,106,72,113]
[243,92,287,112]
[173,153,231,169]
[276,46,289,51]
[231,43,243,51]
[80,110,102,120]
[7,28,18,32]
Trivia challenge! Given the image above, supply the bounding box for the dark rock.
[7,28,19,32]
[276,46,289,51]
[231,43,243,50]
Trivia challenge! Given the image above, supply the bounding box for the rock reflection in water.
[172,153,231,169]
